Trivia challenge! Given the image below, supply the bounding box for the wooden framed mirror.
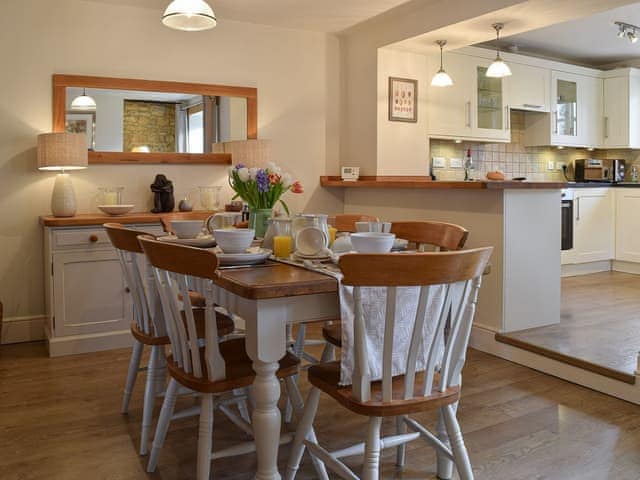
[52,74,257,165]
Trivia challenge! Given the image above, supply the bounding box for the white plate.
[293,251,332,262]
[98,204,135,216]
[295,227,328,256]
[157,235,217,248]
[211,247,272,266]
[392,238,409,251]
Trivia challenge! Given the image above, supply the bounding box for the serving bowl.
[170,220,204,239]
[98,204,135,216]
[350,232,395,253]
[214,228,255,254]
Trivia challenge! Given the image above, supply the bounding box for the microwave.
[574,159,625,183]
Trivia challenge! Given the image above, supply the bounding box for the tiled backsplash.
[430,111,640,181]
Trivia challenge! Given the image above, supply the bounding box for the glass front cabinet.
[473,62,510,142]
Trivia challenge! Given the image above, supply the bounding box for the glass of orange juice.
[273,235,293,258]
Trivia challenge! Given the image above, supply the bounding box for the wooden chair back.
[104,223,164,337]
[138,235,226,382]
[338,247,492,403]
[390,221,468,251]
[332,214,379,233]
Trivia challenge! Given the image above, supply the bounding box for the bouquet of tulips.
[228,162,303,215]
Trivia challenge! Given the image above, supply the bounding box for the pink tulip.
[291,181,304,194]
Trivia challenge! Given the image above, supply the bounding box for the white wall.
[377,48,429,175]
[0,0,343,322]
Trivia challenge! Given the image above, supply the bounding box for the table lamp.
[37,133,88,217]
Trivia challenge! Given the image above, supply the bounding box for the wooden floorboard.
[2,337,640,479]
[496,271,640,383]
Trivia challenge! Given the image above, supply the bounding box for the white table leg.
[244,299,288,480]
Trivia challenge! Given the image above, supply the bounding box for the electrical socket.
[432,157,446,168]
[547,160,555,171]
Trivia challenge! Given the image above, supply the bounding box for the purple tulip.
[256,169,270,193]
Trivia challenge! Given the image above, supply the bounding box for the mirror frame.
[52,74,258,165]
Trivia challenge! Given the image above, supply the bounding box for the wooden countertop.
[40,210,216,227]
[320,176,567,189]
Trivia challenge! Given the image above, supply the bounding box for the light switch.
[432,157,446,168]
[450,158,463,168]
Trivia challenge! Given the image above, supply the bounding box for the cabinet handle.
[89,234,99,243]
[553,111,558,134]
[523,103,543,109]
[604,116,609,139]
[505,105,510,130]
[465,101,471,128]
[576,197,580,221]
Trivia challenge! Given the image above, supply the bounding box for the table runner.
[276,257,445,386]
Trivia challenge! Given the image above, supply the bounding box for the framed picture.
[388,77,418,123]
[65,111,96,150]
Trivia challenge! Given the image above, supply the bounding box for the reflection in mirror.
[65,87,248,153]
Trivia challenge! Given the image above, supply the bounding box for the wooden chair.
[285,247,492,480]
[104,223,234,456]
[321,220,469,356]
[137,236,325,479]
[331,214,380,233]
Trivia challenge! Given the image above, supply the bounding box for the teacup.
[170,220,204,239]
[206,212,242,233]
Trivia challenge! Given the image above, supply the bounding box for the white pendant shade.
[162,0,217,31]
[486,56,512,78]
[431,69,454,87]
[70,89,96,111]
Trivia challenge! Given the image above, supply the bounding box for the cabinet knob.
[125,287,131,293]
[89,234,99,243]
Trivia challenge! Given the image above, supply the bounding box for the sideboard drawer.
[53,229,111,249]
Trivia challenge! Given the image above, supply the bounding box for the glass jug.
[291,214,329,251]
[262,218,292,250]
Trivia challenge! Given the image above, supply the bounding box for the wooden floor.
[2,340,640,479]
[496,271,640,384]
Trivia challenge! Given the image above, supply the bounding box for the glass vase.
[249,208,272,239]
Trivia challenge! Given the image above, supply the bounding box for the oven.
[561,189,573,251]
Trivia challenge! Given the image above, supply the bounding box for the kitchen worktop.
[566,182,640,188]
[40,210,216,227]
[320,176,566,189]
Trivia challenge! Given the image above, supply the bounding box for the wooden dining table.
[213,261,339,480]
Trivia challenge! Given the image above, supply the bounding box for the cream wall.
[0,0,343,322]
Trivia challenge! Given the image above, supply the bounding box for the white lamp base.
[51,173,77,217]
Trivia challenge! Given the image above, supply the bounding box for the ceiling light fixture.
[431,40,454,87]
[486,23,512,78]
[162,0,217,31]
[70,88,96,111]
[615,21,640,44]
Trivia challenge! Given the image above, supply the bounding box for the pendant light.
[486,23,512,78]
[70,88,96,111]
[162,0,217,31]
[431,40,454,87]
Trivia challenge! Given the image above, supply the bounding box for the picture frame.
[65,111,96,150]
[388,77,418,123]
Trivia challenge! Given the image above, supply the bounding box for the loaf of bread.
[486,171,505,181]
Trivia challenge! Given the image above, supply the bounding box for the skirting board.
[561,260,611,277]
[47,329,134,357]
[470,324,640,405]
[612,260,640,275]
[1,316,45,344]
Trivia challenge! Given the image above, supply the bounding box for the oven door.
[561,199,573,251]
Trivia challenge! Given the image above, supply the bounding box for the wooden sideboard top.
[320,176,567,190]
[40,210,216,227]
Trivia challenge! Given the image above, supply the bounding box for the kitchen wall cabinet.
[44,223,164,356]
[563,188,614,265]
[507,62,550,112]
[615,189,640,263]
[602,69,640,149]
[523,71,602,148]
[427,53,510,142]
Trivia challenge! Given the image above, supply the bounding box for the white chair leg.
[121,340,143,414]
[233,388,251,423]
[294,324,307,358]
[442,404,474,480]
[285,386,321,480]
[362,416,382,480]
[197,393,214,480]
[140,345,159,455]
[436,409,454,480]
[147,378,179,472]
[320,342,335,363]
[395,415,408,467]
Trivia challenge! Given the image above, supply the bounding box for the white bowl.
[170,220,204,239]
[350,232,395,253]
[98,204,134,216]
[214,228,255,254]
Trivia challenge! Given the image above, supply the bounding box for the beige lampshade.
[37,133,88,171]
[213,139,271,168]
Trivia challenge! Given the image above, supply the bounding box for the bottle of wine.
[464,148,473,181]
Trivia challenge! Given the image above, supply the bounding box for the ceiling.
[82,0,413,33]
[477,2,640,68]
